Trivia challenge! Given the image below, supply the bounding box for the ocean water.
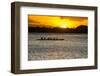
[28,33,88,61]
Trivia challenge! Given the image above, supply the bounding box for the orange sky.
[28,15,88,28]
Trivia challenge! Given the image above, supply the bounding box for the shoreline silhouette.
[28,25,88,33]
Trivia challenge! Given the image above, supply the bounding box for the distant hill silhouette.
[28,25,88,33]
[75,25,88,33]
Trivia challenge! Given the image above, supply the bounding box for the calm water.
[28,33,88,61]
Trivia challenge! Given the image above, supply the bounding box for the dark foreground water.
[28,33,88,61]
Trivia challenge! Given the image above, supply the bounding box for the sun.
[59,25,67,28]
[59,21,68,28]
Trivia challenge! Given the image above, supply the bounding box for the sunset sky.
[28,15,88,28]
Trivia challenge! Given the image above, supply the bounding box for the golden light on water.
[28,15,88,28]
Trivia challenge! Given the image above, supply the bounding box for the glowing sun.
[60,25,67,28]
